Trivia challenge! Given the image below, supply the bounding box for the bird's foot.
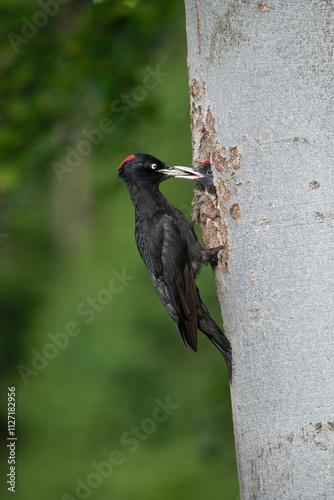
[217,248,225,263]
[202,245,225,266]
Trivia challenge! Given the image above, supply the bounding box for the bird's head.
[118,153,203,185]
[194,159,214,188]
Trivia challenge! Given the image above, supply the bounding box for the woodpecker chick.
[192,159,224,252]
[192,159,215,225]
[194,159,215,190]
[118,153,231,378]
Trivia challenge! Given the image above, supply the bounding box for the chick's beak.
[160,166,204,180]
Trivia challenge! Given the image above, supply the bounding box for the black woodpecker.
[194,159,215,189]
[118,153,231,378]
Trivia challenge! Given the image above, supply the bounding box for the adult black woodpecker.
[118,153,232,378]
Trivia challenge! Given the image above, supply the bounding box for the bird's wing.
[140,212,198,351]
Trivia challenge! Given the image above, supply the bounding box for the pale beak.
[160,166,204,180]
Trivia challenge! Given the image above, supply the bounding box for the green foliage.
[1,1,181,185]
[0,2,239,499]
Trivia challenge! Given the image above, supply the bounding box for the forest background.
[0,2,238,499]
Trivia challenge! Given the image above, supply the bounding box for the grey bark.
[184,1,334,499]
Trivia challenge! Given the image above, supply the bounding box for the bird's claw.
[217,248,224,262]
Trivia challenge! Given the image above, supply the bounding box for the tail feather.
[196,289,232,380]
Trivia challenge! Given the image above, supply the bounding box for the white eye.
[151,163,157,170]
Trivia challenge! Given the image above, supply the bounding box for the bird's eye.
[207,169,212,175]
[151,163,157,170]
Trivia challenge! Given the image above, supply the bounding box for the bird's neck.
[127,181,169,215]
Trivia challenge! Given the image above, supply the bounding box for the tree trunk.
[184,1,334,498]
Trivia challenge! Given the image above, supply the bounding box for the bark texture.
[185,1,334,498]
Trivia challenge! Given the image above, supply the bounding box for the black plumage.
[118,153,231,378]
[194,159,215,189]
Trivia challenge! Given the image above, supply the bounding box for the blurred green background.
[0,1,238,499]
